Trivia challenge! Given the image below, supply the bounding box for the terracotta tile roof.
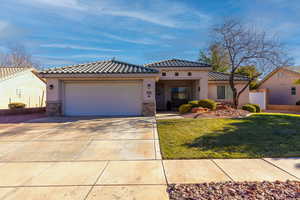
[0,67,31,81]
[208,71,249,81]
[145,58,211,68]
[40,59,159,75]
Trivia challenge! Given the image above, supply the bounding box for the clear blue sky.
[0,0,299,68]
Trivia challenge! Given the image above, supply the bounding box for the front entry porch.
[155,80,207,111]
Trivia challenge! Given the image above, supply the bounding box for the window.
[171,87,188,100]
[162,72,166,76]
[16,89,22,98]
[217,85,233,99]
[291,87,296,95]
[188,72,192,76]
[175,72,179,76]
[217,86,226,99]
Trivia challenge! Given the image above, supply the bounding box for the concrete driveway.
[0,117,168,200]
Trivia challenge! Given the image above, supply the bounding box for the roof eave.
[151,67,212,71]
[38,73,160,79]
[208,80,249,83]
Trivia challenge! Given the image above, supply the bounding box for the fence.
[249,89,267,110]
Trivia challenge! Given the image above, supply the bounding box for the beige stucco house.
[39,59,250,116]
[0,67,46,109]
[258,67,300,105]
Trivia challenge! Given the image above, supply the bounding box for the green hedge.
[8,102,26,109]
[242,104,256,113]
[179,104,192,114]
[188,100,199,108]
[198,99,217,110]
[250,104,261,113]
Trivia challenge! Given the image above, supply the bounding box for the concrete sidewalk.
[0,158,298,199]
[163,158,300,184]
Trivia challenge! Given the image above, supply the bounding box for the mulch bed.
[168,181,300,200]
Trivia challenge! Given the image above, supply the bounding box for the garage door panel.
[64,82,142,116]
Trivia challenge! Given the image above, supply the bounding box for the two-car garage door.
[64,81,142,116]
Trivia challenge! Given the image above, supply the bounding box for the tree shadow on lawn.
[184,114,300,159]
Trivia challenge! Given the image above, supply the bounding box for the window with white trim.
[217,85,233,100]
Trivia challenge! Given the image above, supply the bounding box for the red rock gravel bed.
[182,108,249,119]
[168,181,300,200]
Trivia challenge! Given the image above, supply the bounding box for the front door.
[171,87,190,108]
[156,83,165,110]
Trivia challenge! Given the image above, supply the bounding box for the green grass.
[157,113,300,159]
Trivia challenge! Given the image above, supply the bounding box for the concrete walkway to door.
[0,116,298,200]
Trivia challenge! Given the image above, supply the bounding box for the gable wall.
[156,69,209,80]
[0,70,46,109]
[259,69,300,105]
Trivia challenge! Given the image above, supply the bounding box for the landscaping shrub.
[179,104,192,114]
[188,100,199,108]
[198,99,217,110]
[8,102,26,109]
[242,104,256,113]
[250,104,261,113]
[296,100,300,105]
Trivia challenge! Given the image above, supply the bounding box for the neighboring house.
[39,59,250,116]
[258,66,300,105]
[0,67,46,109]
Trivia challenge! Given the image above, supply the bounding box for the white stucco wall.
[259,69,300,105]
[46,78,62,102]
[142,78,156,103]
[208,82,250,106]
[45,77,158,105]
[158,70,209,80]
[0,70,46,109]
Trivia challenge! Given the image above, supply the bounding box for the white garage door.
[64,81,142,116]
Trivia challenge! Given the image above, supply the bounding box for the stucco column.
[142,78,156,116]
[46,78,62,116]
[199,76,208,99]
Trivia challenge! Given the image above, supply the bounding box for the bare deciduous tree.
[212,19,292,108]
[0,45,40,68]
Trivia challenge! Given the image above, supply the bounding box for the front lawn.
[157,113,300,159]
